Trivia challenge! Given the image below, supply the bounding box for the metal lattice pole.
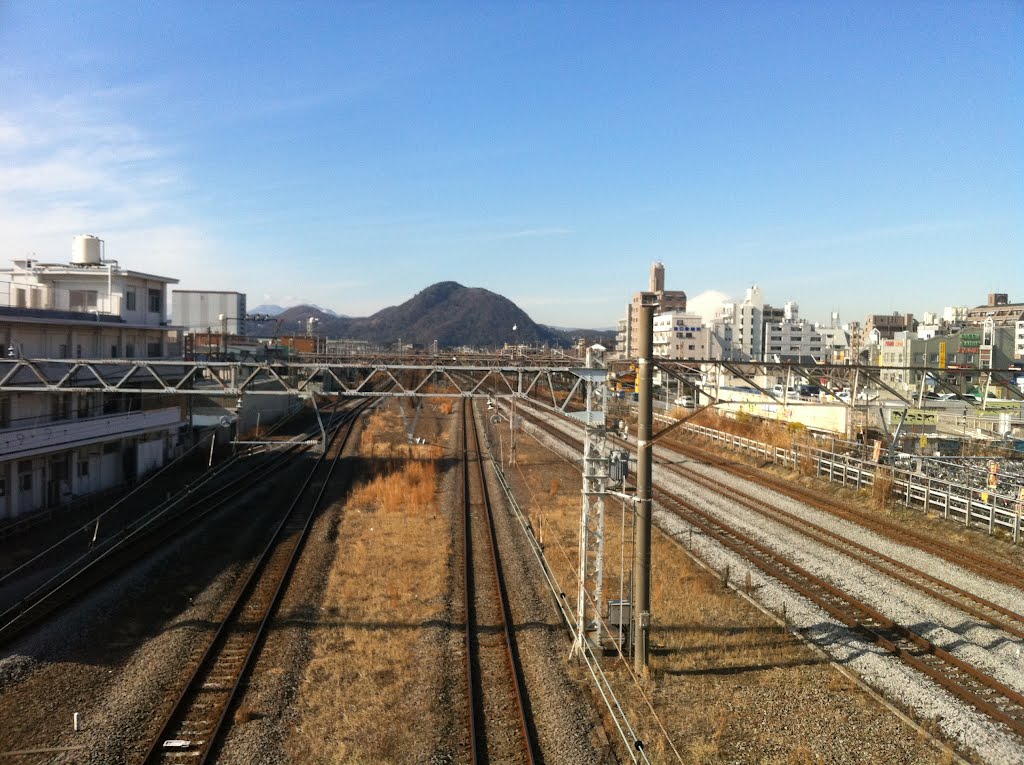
[572,350,611,656]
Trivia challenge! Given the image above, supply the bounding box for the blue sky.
[1,2,1021,328]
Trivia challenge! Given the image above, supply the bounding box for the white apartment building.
[0,236,186,519]
[762,315,827,361]
[652,312,713,360]
[943,305,970,324]
[1,236,179,359]
[814,326,852,363]
[711,285,763,361]
[615,317,629,360]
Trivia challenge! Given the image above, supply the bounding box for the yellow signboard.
[938,341,946,369]
[982,401,1022,412]
[893,409,938,426]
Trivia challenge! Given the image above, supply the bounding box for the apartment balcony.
[0,407,184,460]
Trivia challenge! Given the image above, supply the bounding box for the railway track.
[461,399,537,764]
[653,455,1024,642]
[671,431,1024,589]
[137,401,366,765]
[515,403,1024,740]
[0,408,342,648]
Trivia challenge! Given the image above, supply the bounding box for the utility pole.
[632,293,657,672]
[508,397,517,465]
[219,313,228,360]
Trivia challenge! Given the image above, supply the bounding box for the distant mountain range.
[249,303,343,318]
[247,281,614,349]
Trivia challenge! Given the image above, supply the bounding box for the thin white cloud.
[0,92,204,270]
[486,227,574,241]
[686,290,732,324]
[789,220,970,251]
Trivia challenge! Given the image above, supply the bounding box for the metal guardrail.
[676,420,1024,544]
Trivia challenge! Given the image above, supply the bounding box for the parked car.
[674,395,695,408]
[837,389,878,402]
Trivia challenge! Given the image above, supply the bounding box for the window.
[125,342,135,358]
[125,288,136,311]
[69,289,98,312]
[52,395,71,421]
[14,288,26,307]
[58,344,68,357]
[18,461,32,491]
[148,289,161,313]
[147,342,162,358]
[78,461,89,477]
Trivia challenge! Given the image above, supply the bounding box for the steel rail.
[655,455,1024,642]
[138,401,366,765]
[651,485,1024,738]
[516,404,1024,739]
[462,400,537,764]
[462,399,481,764]
[671,433,1024,589]
[0,420,330,648]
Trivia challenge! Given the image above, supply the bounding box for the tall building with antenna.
[618,262,687,358]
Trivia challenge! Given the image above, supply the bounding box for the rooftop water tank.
[72,235,102,265]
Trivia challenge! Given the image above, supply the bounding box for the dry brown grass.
[233,705,261,724]
[872,467,895,510]
[359,404,445,460]
[347,460,438,512]
[691,409,817,454]
[288,404,451,764]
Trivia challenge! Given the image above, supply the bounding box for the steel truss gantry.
[621,359,1024,408]
[0,358,585,400]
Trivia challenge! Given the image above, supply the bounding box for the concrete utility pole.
[632,293,657,671]
[219,313,228,360]
[508,397,517,465]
